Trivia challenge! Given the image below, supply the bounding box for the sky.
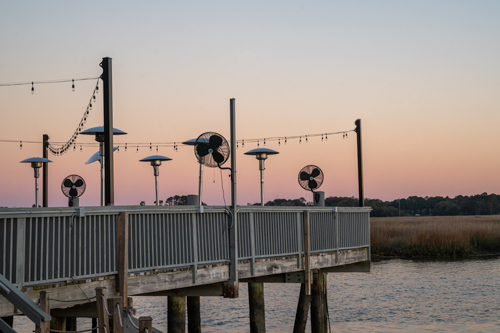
[1,1,499,208]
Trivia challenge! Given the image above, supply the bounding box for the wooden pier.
[0,204,371,332]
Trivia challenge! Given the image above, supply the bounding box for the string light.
[306,135,308,143]
[31,82,34,94]
[264,138,266,146]
[299,136,302,144]
[125,143,127,152]
[20,141,22,149]
[72,79,75,92]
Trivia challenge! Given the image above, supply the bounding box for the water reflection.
[13,257,500,332]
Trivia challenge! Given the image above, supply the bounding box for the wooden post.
[303,211,311,296]
[117,212,129,307]
[168,296,186,333]
[36,291,50,333]
[139,316,153,333]
[187,296,201,333]
[248,282,266,333]
[293,283,310,333]
[112,296,124,333]
[96,287,109,333]
[311,272,328,333]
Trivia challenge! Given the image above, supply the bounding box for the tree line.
[155,192,500,217]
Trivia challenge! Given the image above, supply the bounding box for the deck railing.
[0,205,370,287]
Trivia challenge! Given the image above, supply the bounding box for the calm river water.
[14,257,500,332]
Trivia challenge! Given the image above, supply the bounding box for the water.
[13,257,500,332]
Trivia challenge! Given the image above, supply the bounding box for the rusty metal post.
[355,119,364,207]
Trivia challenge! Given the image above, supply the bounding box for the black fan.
[194,132,230,168]
[61,174,86,198]
[298,165,324,191]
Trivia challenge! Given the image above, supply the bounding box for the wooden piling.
[311,272,328,333]
[187,296,201,333]
[36,291,50,333]
[96,287,109,333]
[112,296,124,333]
[292,283,310,333]
[51,317,66,331]
[139,316,153,333]
[168,296,186,333]
[248,282,266,333]
[66,317,77,331]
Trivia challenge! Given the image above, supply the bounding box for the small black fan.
[61,174,86,199]
[194,132,230,168]
[298,165,324,192]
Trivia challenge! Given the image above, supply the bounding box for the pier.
[1,204,370,332]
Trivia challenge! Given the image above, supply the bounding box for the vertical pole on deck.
[66,317,77,331]
[224,98,239,298]
[168,296,186,333]
[117,212,129,306]
[42,134,49,207]
[311,272,328,333]
[355,119,364,207]
[248,282,266,333]
[101,57,114,206]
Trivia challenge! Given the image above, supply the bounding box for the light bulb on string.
[20,141,22,150]
[264,138,266,146]
[285,137,287,144]
[237,142,239,148]
[299,136,302,144]
[242,139,244,147]
[95,86,99,93]
[125,143,127,152]
[80,145,82,152]
[31,82,34,95]
[72,79,75,92]
[93,95,96,102]
[156,145,158,153]
[137,146,139,153]
[325,134,328,141]
[150,143,152,151]
[257,140,260,148]
[306,135,308,143]
[278,138,281,146]
[89,103,92,110]
[321,134,324,142]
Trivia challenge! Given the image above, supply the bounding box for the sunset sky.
[1,1,499,208]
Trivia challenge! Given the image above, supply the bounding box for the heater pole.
[42,134,49,207]
[225,98,239,298]
[101,57,114,206]
[198,163,203,206]
[260,168,264,206]
[35,177,39,208]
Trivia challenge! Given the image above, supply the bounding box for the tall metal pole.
[35,177,39,208]
[225,98,239,298]
[101,57,114,206]
[154,166,160,206]
[99,143,105,206]
[355,119,364,207]
[198,163,203,206]
[260,167,264,206]
[42,134,49,207]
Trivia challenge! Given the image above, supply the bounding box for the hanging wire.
[0,77,99,87]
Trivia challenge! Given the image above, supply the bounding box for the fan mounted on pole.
[194,132,230,168]
[298,165,324,203]
[61,174,86,207]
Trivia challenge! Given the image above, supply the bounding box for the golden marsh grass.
[371,215,500,257]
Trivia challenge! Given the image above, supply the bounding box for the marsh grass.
[371,215,500,258]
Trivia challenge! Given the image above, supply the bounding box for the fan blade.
[311,168,320,178]
[212,151,225,164]
[196,143,210,157]
[64,179,74,188]
[69,188,78,197]
[74,179,84,187]
[300,172,310,181]
[309,179,318,189]
[209,135,223,149]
